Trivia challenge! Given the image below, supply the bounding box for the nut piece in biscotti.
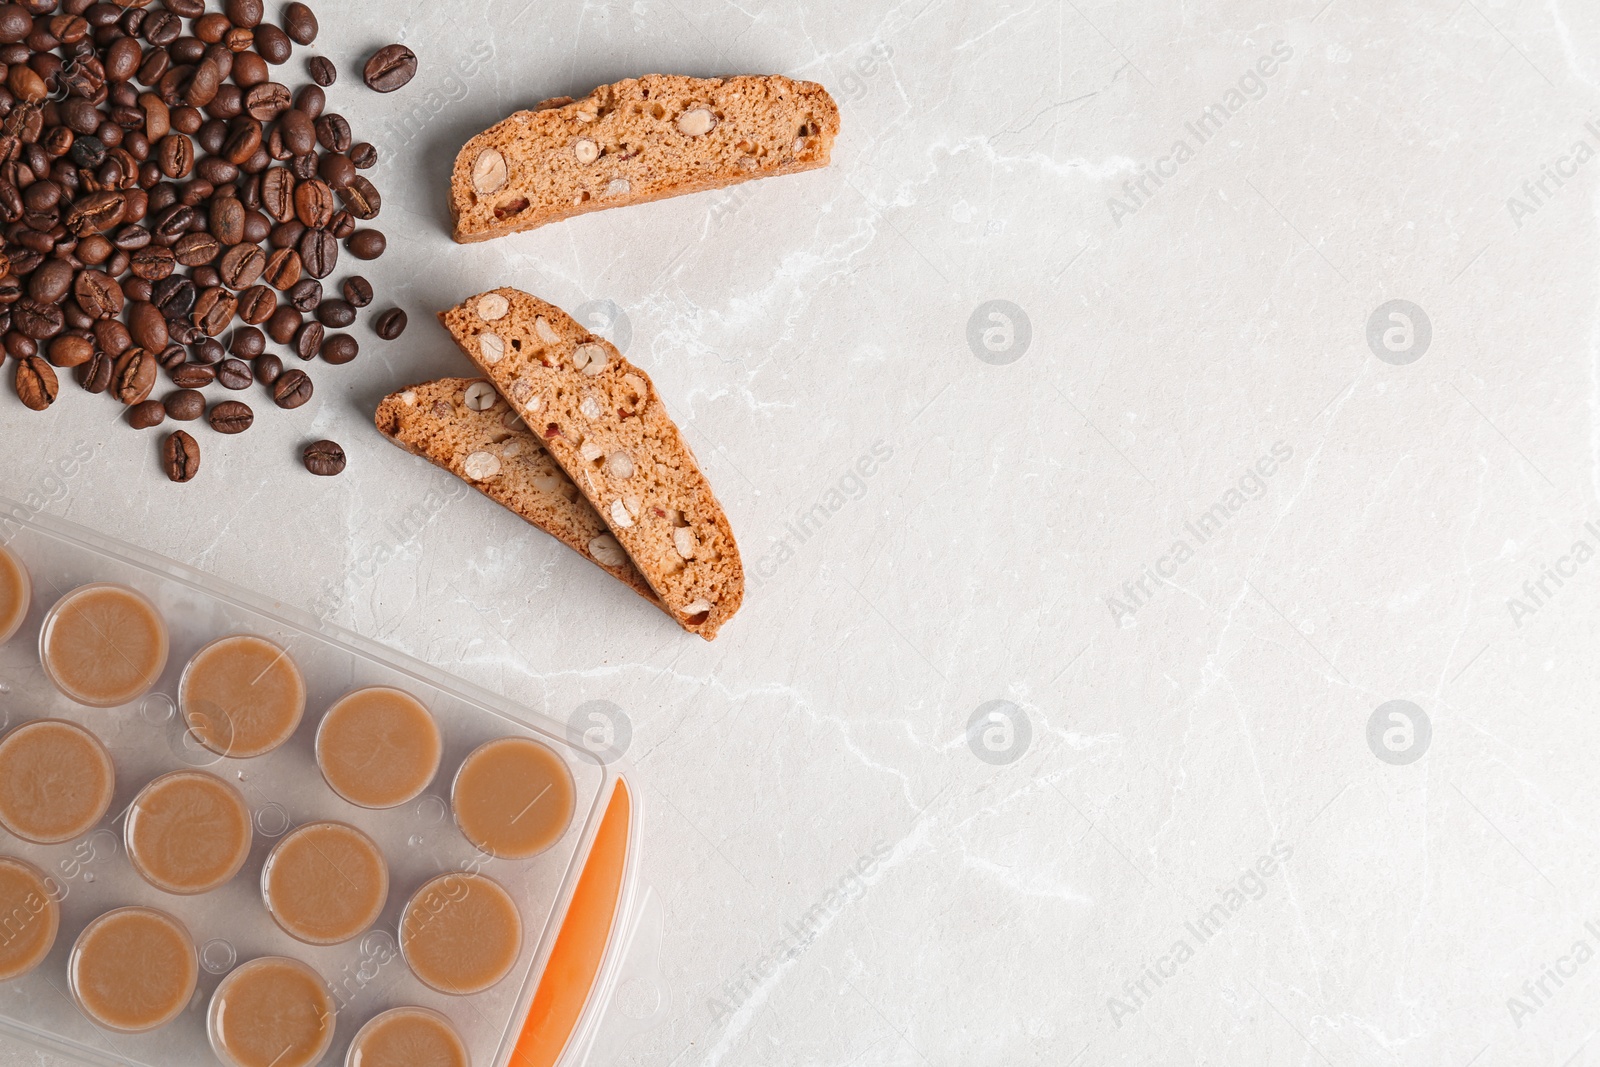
[438,289,744,640]
[449,74,840,242]
[374,377,659,607]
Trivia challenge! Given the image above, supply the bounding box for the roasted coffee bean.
[347,229,385,261]
[215,357,251,389]
[293,177,332,228]
[363,44,416,93]
[328,209,356,240]
[287,277,320,311]
[243,81,290,120]
[152,276,196,318]
[28,259,73,303]
[169,362,215,388]
[254,22,291,64]
[263,246,301,289]
[318,152,354,191]
[127,301,168,350]
[302,439,344,475]
[236,282,275,323]
[15,354,57,409]
[313,112,349,153]
[315,298,354,328]
[232,50,268,88]
[164,388,205,420]
[157,133,194,178]
[128,398,165,429]
[271,367,312,409]
[209,195,245,244]
[224,0,264,28]
[337,174,379,219]
[157,343,187,370]
[294,84,324,119]
[293,319,322,359]
[261,166,295,222]
[208,398,253,433]
[76,350,112,393]
[221,117,261,165]
[222,330,260,363]
[47,334,94,368]
[162,429,200,482]
[174,231,221,266]
[192,286,236,335]
[65,190,125,235]
[193,338,226,365]
[320,333,357,365]
[282,3,317,45]
[307,55,335,87]
[350,142,377,169]
[14,299,64,339]
[299,227,335,277]
[265,305,301,344]
[112,346,157,404]
[289,151,318,181]
[253,352,282,386]
[373,307,407,340]
[93,319,133,358]
[130,246,176,280]
[341,276,372,308]
[3,333,35,361]
[242,210,271,244]
[219,243,265,288]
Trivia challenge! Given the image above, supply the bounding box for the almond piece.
[574,138,599,164]
[579,396,601,419]
[464,381,498,411]
[605,178,630,197]
[534,316,561,344]
[606,451,634,479]
[673,527,695,559]
[676,107,716,136]
[471,148,508,195]
[608,499,634,529]
[575,342,608,376]
[588,534,626,567]
[479,331,504,363]
[477,293,510,321]
[463,450,501,480]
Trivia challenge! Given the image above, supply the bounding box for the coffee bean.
[318,153,355,191]
[299,227,336,277]
[164,389,205,421]
[303,439,344,476]
[175,232,221,267]
[152,276,196,319]
[74,270,124,318]
[316,299,354,328]
[272,367,312,409]
[278,109,315,156]
[169,362,215,389]
[208,398,253,433]
[216,358,252,390]
[128,302,169,351]
[320,333,357,365]
[288,278,322,312]
[264,246,302,289]
[294,84,325,120]
[29,259,73,303]
[224,0,263,28]
[76,351,112,393]
[227,327,265,360]
[193,338,226,366]
[294,320,323,359]
[307,56,335,87]
[210,196,246,244]
[236,283,276,324]
[112,347,158,405]
[350,142,377,169]
[128,399,166,429]
[47,334,95,368]
[219,244,266,288]
[281,2,317,44]
[313,112,350,153]
[347,230,385,260]
[254,353,283,385]
[341,277,372,308]
[261,166,296,221]
[130,246,177,281]
[244,81,291,120]
[294,178,333,228]
[243,211,272,245]
[328,210,357,240]
[15,355,57,410]
[192,287,237,336]
[157,344,187,370]
[14,299,64,340]
[373,307,407,340]
[266,305,301,344]
[254,23,291,64]
[363,44,417,93]
[162,429,200,482]
[157,133,194,179]
[338,175,381,220]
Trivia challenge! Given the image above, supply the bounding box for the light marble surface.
[4,0,1600,1064]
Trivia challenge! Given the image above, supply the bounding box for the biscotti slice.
[374,377,659,608]
[439,289,744,640]
[450,74,840,242]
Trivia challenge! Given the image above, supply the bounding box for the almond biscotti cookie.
[450,74,840,243]
[374,377,659,607]
[439,289,744,640]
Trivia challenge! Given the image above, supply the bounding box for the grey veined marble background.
[4,0,1600,1064]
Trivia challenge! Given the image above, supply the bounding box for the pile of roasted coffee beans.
[0,0,416,482]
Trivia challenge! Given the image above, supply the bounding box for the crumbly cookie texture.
[374,377,659,607]
[450,74,840,242]
[438,289,744,640]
